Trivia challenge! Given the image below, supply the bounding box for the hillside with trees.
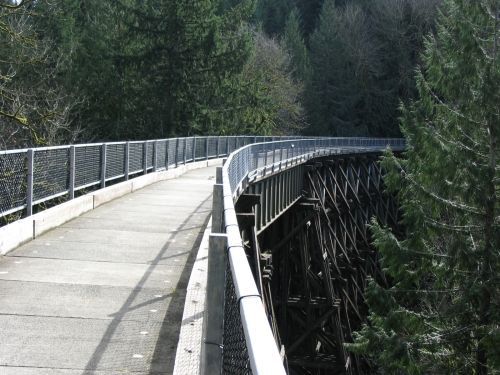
[348,0,499,373]
[0,0,498,374]
[1,0,441,147]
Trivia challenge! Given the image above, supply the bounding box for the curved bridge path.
[0,167,216,374]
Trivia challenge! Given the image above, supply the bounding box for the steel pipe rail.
[219,137,404,374]
[0,136,301,219]
[1,135,405,374]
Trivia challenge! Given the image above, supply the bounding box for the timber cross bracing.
[240,154,401,374]
[0,136,405,375]
[211,138,404,375]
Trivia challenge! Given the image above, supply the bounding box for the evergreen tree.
[283,7,311,81]
[305,0,438,137]
[306,0,382,136]
[295,0,324,39]
[239,30,306,135]
[349,0,500,373]
[254,0,292,36]
[35,0,257,139]
[34,0,139,140]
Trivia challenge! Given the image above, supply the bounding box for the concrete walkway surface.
[0,167,216,374]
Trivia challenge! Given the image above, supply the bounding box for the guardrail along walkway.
[0,166,216,374]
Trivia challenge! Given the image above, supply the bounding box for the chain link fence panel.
[0,152,27,215]
[129,143,143,174]
[106,143,125,180]
[157,140,167,169]
[75,145,101,189]
[223,265,252,375]
[33,148,69,202]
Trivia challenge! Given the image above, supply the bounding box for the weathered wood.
[246,152,400,374]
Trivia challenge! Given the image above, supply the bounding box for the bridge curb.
[0,159,223,255]
[173,217,212,375]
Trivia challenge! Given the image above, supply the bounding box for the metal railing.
[215,137,405,374]
[1,135,406,374]
[0,136,300,219]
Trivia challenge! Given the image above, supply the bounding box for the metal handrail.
[1,135,405,374]
[220,137,405,374]
[0,135,305,219]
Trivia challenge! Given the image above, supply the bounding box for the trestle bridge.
[0,136,404,374]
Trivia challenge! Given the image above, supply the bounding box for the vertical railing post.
[26,149,34,217]
[125,141,130,180]
[165,140,170,170]
[265,142,269,166]
[201,233,227,375]
[206,137,209,160]
[226,137,230,155]
[101,143,107,188]
[216,136,221,158]
[272,141,276,173]
[69,145,76,200]
[153,140,158,172]
[193,136,197,162]
[280,144,284,170]
[183,138,187,165]
[175,138,180,167]
[143,142,148,175]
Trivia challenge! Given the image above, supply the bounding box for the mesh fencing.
[223,266,252,375]
[177,138,186,165]
[0,152,27,215]
[228,137,237,154]
[208,137,218,158]
[75,145,101,189]
[157,140,167,169]
[184,138,193,162]
[33,148,69,202]
[106,143,125,180]
[167,139,177,168]
[147,141,154,169]
[195,137,206,160]
[1,136,405,219]
[129,143,143,174]
[220,138,229,156]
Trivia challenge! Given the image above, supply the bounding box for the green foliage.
[254,0,293,36]
[349,0,500,373]
[295,0,324,39]
[33,0,142,140]
[305,0,439,137]
[283,8,311,81]
[239,30,306,135]
[30,0,267,140]
[306,0,381,136]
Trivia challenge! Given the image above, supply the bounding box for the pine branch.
[427,121,489,160]
[425,218,483,233]
[420,74,484,127]
[399,167,485,216]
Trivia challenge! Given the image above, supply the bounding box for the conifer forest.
[1,0,499,374]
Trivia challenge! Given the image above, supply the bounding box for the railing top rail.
[0,148,30,155]
[220,136,405,374]
[1,135,405,375]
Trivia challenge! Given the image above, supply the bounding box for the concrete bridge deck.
[0,167,216,374]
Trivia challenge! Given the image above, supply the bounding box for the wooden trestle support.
[235,153,401,374]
